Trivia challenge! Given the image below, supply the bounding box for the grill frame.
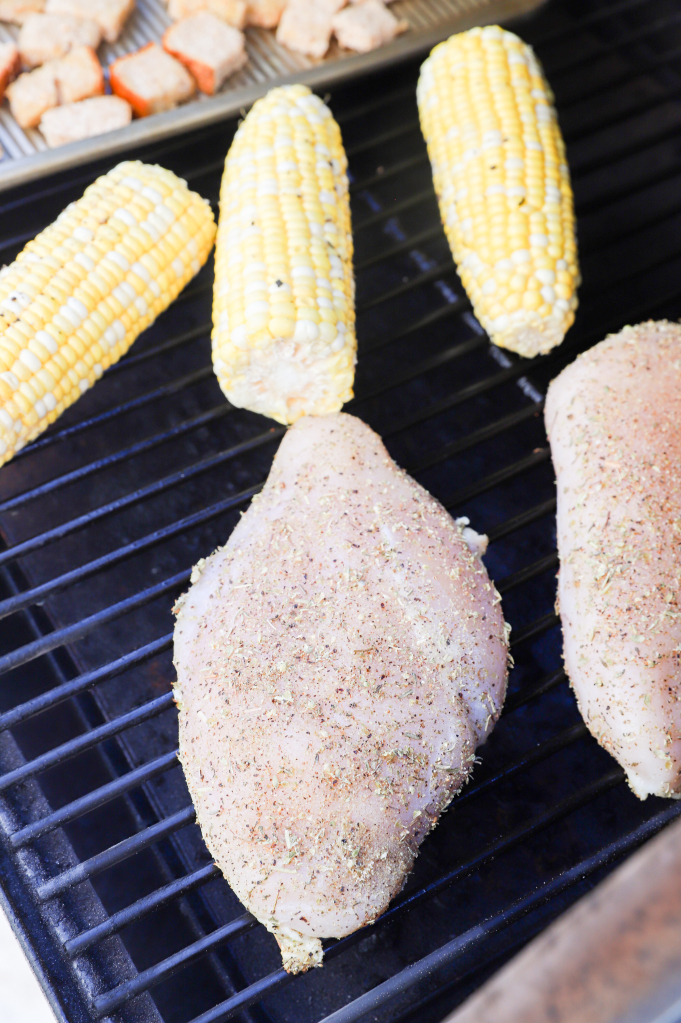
[2,2,681,1021]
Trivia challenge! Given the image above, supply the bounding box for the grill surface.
[2,1,681,1021]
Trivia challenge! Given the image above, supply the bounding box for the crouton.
[167,0,245,28]
[0,42,20,100]
[162,12,245,94]
[39,93,131,145]
[110,42,195,116]
[245,0,285,28]
[45,0,134,42]
[0,0,43,25]
[7,45,102,127]
[19,12,101,67]
[276,0,343,59]
[331,0,405,52]
[6,62,56,126]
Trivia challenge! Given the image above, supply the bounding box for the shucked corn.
[0,161,216,467]
[212,85,355,425]
[417,26,579,358]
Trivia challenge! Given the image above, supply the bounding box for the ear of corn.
[0,160,216,467]
[417,25,579,359]
[212,84,355,425]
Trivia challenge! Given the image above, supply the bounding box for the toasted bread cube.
[6,62,56,126]
[0,0,43,25]
[55,44,103,99]
[245,0,285,28]
[39,93,131,145]
[167,0,245,27]
[0,42,20,99]
[19,12,101,67]
[110,42,195,116]
[163,13,245,94]
[7,45,102,126]
[331,0,405,52]
[45,0,133,42]
[276,0,343,58]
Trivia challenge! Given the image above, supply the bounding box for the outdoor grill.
[1,0,681,1020]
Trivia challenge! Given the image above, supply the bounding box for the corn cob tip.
[212,84,356,425]
[417,24,579,359]
[0,159,215,467]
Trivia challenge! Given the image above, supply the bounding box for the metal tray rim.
[0,0,544,196]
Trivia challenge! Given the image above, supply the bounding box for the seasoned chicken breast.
[545,321,681,799]
[173,412,509,972]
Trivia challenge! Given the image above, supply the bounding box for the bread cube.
[167,0,245,27]
[245,0,285,28]
[331,0,405,52]
[7,44,103,127]
[19,12,101,67]
[276,0,343,58]
[39,93,131,145]
[0,42,20,99]
[0,0,43,25]
[110,41,195,116]
[45,0,134,42]
[162,11,245,94]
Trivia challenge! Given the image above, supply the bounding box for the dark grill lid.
[1,2,681,1022]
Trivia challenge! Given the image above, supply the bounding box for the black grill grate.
[2,2,681,1021]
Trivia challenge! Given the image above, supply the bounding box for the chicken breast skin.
[173,412,508,972]
[546,321,681,800]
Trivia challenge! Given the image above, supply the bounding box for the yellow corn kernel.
[417,25,580,358]
[212,84,356,425]
[0,160,216,467]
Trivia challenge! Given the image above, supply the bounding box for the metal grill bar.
[532,0,649,45]
[345,120,421,159]
[511,612,560,647]
[353,189,435,231]
[504,669,566,715]
[383,359,550,438]
[0,635,172,732]
[360,302,471,357]
[37,805,197,902]
[92,914,257,1017]
[0,693,174,792]
[9,750,180,848]
[496,553,559,596]
[406,402,543,476]
[64,863,222,956]
[0,490,258,621]
[455,723,588,806]
[350,153,428,193]
[0,571,188,676]
[104,321,210,374]
[11,365,213,462]
[443,448,552,510]
[486,498,557,543]
[354,225,443,272]
[356,260,455,313]
[0,405,230,514]
[548,9,681,79]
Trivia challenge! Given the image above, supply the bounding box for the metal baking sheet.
[0,0,544,192]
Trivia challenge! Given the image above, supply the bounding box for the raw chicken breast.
[546,321,681,800]
[173,412,508,972]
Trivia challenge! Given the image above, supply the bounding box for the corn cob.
[212,84,355,425]
[0,160,216,467]
[417,26,579,358]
